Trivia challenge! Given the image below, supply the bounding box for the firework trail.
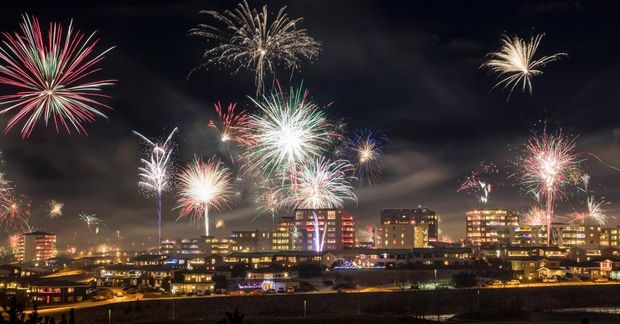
[519,130,579,245]
[570,196,612,226]
[245,83,333,181]
[79,212,103,233]
[177,156,233,237]
[47,200,64,218]
[0,14,115,138]
[481,34,565,99]
[134,128,178,247]
[345,129,387,185]
[190,0,320,95]
[283,158,356,252]
[458,162,499,204]
[22,218,36,233]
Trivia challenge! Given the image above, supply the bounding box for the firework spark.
[190,0,320,95]
[134,128,178,246]
[245,84,333,177]
[345,129,387,185]
[482,34,565,98]
[0,14,115,138]
[570,196,611,226]
[519,130,579,245]
[47,200,64,218]
[209,102,252,146]
[176,156,233,237]
[458,162,499,204]
[215,219,225,229]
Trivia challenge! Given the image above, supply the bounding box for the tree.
[213,274,228,290]
[217,307,244,324]
[298,262,322,278]
[452,271,478,288]
[230,263,248,278]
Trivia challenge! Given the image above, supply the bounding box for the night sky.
[1,1,619,249]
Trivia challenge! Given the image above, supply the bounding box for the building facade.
[373,224,429,249]
[380,208,438,242]
[294,209,355,251]
[465,209,518,246]
[17,231,57,265]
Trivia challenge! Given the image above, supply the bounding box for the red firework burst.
[0,14,115,138]
[208,102,252,146]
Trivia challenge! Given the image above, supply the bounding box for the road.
[30,280,620,316]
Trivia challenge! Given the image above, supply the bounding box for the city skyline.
[0,1,619,249]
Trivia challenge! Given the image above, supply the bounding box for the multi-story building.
[231,231,272,252]
[553,223,601,247]
[373,224,429,249]
[294,209,355,251]
[380,207,438,242]
[204,236,232,255]
[17,231,57,265]
[465,209,519,246]
[160,238,204,255]
[600,226,620,247]
[508,224,547,246]
[277,216,303,250]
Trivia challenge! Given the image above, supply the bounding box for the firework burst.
[176,156,233,237]
[7,234,19,251]
[283,158,356,252]
[0,14,115,138]
[208,102,252,146]
[1,193,30,233]
[47,199,64,218]
[482,34,565,99]
[523,205,548,226]
[245,84,333,178]
[570,196,611,226]
[458,162,499,204]
[519,129,579,245]
[190,0,320,95]
[253,182,283,228]
[284,158,357,210]
[134,128,178,246]
[345,129,387,185]
[79,212,103,233]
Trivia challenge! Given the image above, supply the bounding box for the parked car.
[543,277,558,283]
[265,289,276,295]
[594,277,609,283]
[286,287,295,293]
[277,287,285,293]
[230,290,245,297]
[249,289,264,296]
[215,288,228,295]
[196,290,205,296]
[506,280,520,286]
[490,280,503,287]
